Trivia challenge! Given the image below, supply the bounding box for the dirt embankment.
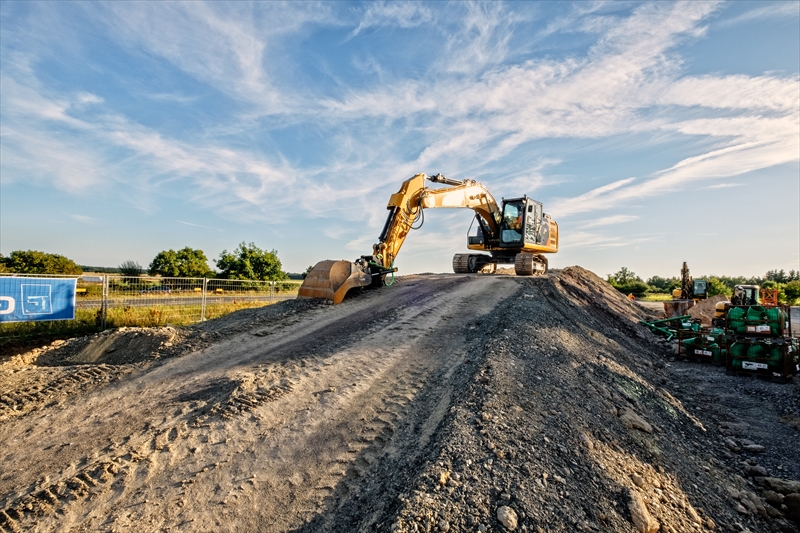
[0,268,798,533]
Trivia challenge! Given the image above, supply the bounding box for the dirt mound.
[0,270,797,533]
[34,327,181,366]
[688,294,729,325]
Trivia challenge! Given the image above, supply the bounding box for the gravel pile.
[384,267,799,533]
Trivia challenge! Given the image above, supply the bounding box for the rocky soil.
[0,267,798,533]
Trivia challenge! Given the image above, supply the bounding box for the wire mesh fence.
[0,273,302,344]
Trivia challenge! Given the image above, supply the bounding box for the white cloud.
[351,2,433,36]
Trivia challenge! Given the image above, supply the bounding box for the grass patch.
[0,300,281,351]
[639,294,672,302]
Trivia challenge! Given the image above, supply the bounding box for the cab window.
[500,202,524,244]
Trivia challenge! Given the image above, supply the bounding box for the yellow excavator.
[298,173,559,304]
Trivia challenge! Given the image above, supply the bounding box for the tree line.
[607,267,800,304]
[0,242,289,282]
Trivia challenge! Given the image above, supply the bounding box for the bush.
[119,260,143,282]
[615,280,650,298]
[784,280,800,304]
[1,250,82,275]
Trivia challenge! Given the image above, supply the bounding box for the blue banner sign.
[0,277,77,323]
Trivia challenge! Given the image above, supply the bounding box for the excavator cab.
[499,197,547,247]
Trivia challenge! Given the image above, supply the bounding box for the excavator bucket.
[297,260,373,305]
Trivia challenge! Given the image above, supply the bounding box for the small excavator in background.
[299,173,559,304]
[672,262,708,302]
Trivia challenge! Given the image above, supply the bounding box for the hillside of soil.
[1,267,798,533]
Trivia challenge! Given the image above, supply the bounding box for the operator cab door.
[524,200,547,245]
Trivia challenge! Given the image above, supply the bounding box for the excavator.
[298,173,559,304]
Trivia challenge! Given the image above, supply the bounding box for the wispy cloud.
[70,214,96,224]
[717,2,800,28]
[706,183,741,189]
[351,2,433,36]
[177,220,220,230]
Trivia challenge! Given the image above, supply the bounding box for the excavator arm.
[371,173,502,269]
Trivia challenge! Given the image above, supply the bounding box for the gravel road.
[1,268,798,533]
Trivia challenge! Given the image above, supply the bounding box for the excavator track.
[514,253,548,276]
[452,254,492,274]
[452,254,470,274]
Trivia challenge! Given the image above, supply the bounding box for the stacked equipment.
[679,326,726,364]
[724,304,798,380]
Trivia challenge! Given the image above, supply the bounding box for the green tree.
[302,265,314,279]
[607,267,642,287]
[0,250,82,274]
[706,277,732,297]
[215,242,288,281]
[784,280,800,304]
[118,260,143,277]
[149,247,213,278]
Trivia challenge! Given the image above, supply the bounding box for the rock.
[745,465,768,477]
[438,519,450,532]
[764,490,784,506]
[734,502,749,514]
[766,505,783,518]
[742,444,765,454]
[739,497,757,514]
[726,486,740,500]
[784,493,800,521]
[631,473,646,488]
[619,408,653,433]
[497,506,518,530]
[686,504,701,524]
[761,478,800,495]
[706,517,716,529]
[724,438,739,450]
[627,489,660,533]
[741,491,767,518]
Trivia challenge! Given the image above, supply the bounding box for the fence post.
[201,278,208,321]
[101,275,108,330]
[270,281,274,304]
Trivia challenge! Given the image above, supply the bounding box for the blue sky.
[1,1,798,279]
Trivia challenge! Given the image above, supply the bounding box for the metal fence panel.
[1,274,302,342]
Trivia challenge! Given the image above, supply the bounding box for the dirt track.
[1,268,799,533]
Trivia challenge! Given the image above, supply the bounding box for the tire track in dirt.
[0,275,520,533]
[0,365,131,422]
